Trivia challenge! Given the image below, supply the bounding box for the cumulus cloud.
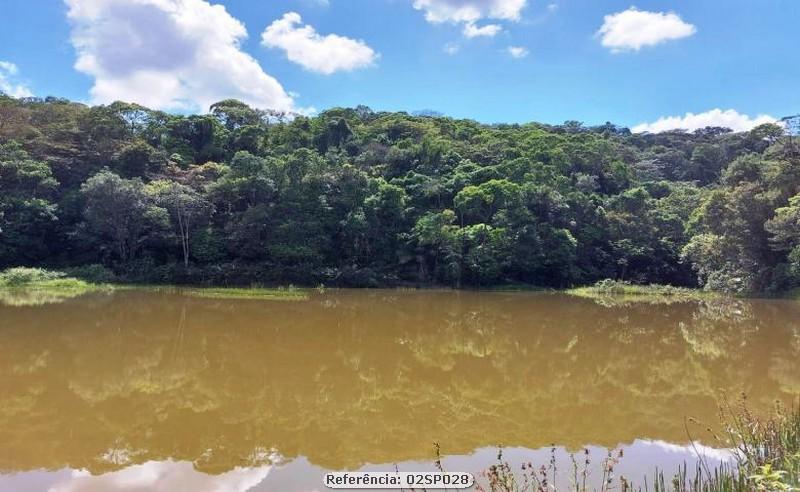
[632,109,777,133]
[597,7,696,52]
[412,0,525,38]
[507,46,529,58]
[0,61,33,98]
[261,12,378,75]
[64,0,295,112]
[412,0,527,23]
[463,22,502,38]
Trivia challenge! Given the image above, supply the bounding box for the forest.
[1,94,799,293]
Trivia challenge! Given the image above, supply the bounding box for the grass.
[0,266,311,302]
[0,267,310,302]
[567,280,721,305]
[108,283,311,300]
[0,267,110,306]
[179,285,309,301]
[459,395,800,492]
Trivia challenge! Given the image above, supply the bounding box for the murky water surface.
[1,290,798,491]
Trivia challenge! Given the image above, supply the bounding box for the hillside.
[1,95,798,292]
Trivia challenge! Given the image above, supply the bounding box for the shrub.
[0,267,66,287]
[63,264,117,284]
[592,278,628,294]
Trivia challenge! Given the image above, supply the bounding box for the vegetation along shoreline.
[3,96,800,295]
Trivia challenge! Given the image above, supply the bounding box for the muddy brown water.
[1,289,798,491]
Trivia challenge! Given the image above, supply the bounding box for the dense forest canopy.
[1,94,799,293]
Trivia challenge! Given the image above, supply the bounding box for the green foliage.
[62,264,118,283]
[80,170,168,262]
[0,142,59,267]
[146,179,211,266]
[567,279,719,305]
[0,267,110,306]
[181,285,308,301]
[0,267,66,286]
[1,96,799,290]
[682,150,800,294]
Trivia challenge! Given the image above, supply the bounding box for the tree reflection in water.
[0,290,797,481]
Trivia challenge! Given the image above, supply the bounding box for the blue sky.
[0,0,798,131]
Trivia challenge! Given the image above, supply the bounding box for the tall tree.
[147,180,212,267]
[80,170,166,262]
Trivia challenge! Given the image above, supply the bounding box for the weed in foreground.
[418,395,799,492]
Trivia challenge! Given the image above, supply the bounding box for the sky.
[0,0,798,132]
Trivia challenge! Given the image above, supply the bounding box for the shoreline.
[4,267,798,302]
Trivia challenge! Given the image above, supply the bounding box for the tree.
[0,142,59,266]
[456,224,510,286]
[5,94,800,292]
[412,210,461,283]
[765,194,800,287]
[210,99,265,130]
[147,180,212,267]
[766,194,800,250]
[688,143,727,184]
[80,170,166,262]
[114,140,160,178]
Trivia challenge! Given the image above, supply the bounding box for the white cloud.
[412,0,525,38]
[64,0,296,112]
[0,61,33,98]
[633,109,777,133]
[296,105,319,117]
[261,12,378,75]
[463,22,502,38]
[507,46,529,58]
[597,7,696,52]
[0,61,18,75]
[412,0,527,23]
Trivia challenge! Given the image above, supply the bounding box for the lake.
[0,289,798,491]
